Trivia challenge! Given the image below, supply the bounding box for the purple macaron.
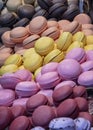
[65,48,86,63]
[81,61,93,72]
[57,59,82,80]
[86,50,93,61]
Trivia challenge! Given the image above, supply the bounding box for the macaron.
[82,29,93,36]
[65,48,86,63]
[10,105,25,119]
[14,43,24,52]
[82,24,93,31]
[37,0,53,10]
[73,86,87,98]
[78,71,93,87]
[29,16,47,35]
[14,69,32,81]
[56,32,73,51]
[57,59,82,80]
[84,44,93,51]
[0,64,18,76]
[53,85,73,105]
[58,20,70,30]
[41,62,58,74]
[67,41,84,52]
[17,4,35,19]
[0,73,21,89]
[23,53,43,72]
[6,0,22,12]
[0,89,15,106]
[75,97,88,112]
[16,49,27,56]
[74,117,91,130]
[0,106,13,130]
[78,112,93,125]
[26,94,48,114]
[10,27,29,43]
[43,49,64,65]
[15,81,39,98]
[9,116,31,130]
[86,35,93,45]
[86,50,93,61]
[0,53,11,66]
[23,48,37,59]
[0,46,13,54]
[1,31,15,47]
[35,37,54,56]
[13,18,30,28]
[23,34,40,49]
[32,105,56,127]
[49,117,76,130]
[49,3,67,20]
[74,13,92,24]
[4,54,22,67]
[55,80,76,90]
[41,27,60,40]
[81,61,93,72]
[0,27,10,42]
[36,71,60,89]
[57,99,79,118]
[47,20,59,28]
[73,31,86,45]
[13,98,29,109]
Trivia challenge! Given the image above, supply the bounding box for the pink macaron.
[15,81,39,98]
[0,89,15,107]
[41,62,58,74]
[86,50,93,61]
[65,48,86,63]
[14,69,33,81]
[37,72,61,89]
[54,80,76,90]
[78,71,93,87]
[0,74,21,89]
[81,61,93,72]
[57,59,82,80]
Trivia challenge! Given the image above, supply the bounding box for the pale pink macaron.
[37,72,61,89]
[14,69,33,81]
[81,61,93,72]
[13,98,29,109]
[54,80,76,90]
[65,48,86,64]
[41,62,58,74]
[57,59,82,80]
[15,81,40,98]
[0,89,15,107]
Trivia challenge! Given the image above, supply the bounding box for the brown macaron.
[0,52,11,66]
[29,16,47,35]
[10,27,29,43]
[32,105,56,127]
[9,116,31,130]
[58,20,70,30]
[57,99,79,119]
[41,27,60,40]
[14,43,24,52]
[26,94,48,115]
[10,105,26,119]
[73,86,87,98]
[0,106,13,130]
[0,46,13,54]
[47,20,59,28]
[1,31,15,47]
[23,34,40,49]
[75,97,88,112]
[74,13,92,24]
[82,24,93,31]
[78,112,93,125]
[52,85,73,106]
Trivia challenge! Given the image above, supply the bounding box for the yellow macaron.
[86,35,93,45]
[84,44,93,51]
[34,67,42,79]
[4,54,22,67]
[23,48,37,59]
[44,49,64,65]
[35,37,54,56]
[23,53,43,72]
[56,32,73,51]
[73,31,86,45]
[67,41,84,52]
[0,64,18,75]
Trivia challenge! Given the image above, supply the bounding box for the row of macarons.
[1,47,93,85]
[1,105,92,130]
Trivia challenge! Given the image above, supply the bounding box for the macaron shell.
[84,45,93,51]
[81,61,93,72]
[35,37,54,56]
[47,20,59,28]
[0,53,11,66]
